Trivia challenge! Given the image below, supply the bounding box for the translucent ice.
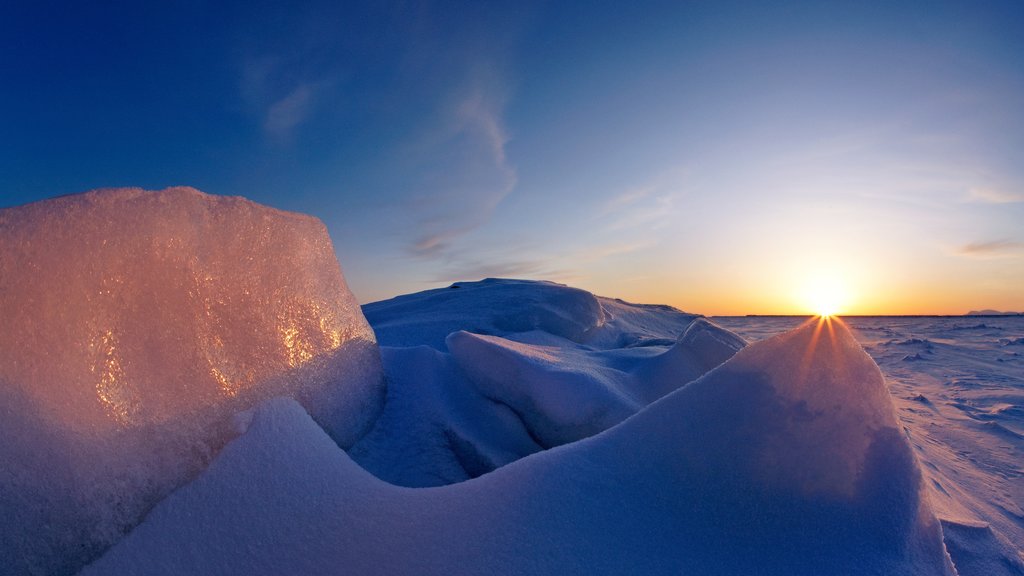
[0,187,384,576]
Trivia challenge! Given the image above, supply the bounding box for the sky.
[2,0,1023,315]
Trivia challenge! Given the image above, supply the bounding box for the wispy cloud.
[600,169,686,232]
[423,238,650,286]
[601,187,649,215]
[577,240,655,262]
[609,194,677,231]
[967,187,1024,204]
[239,53,327,144]
[264,84,315,142]
[958,239,1023,259]
[426,258,551,283]
[407,66,517,258]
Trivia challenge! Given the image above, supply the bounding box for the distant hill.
[966,309,1023,316]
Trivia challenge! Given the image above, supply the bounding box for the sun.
[799,273,850,317]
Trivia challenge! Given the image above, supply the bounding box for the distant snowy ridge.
[84,317,955,575]
[967,310,1022,316]
[0,188,384,576]
[364,278,700,350]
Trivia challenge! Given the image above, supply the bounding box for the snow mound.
[0,188,384,576]
[365,278,606,349]
[85,318,954,575]
[940,519,1024,576]
[445,317,745,449]
[351,281,740,485]
[364,278,698,350]
[633,317,747,389]
[447,330,640,447]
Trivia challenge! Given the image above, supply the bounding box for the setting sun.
[799,273,851,317]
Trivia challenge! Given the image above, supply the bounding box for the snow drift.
[446,317,746,448]
[353,280,741,485]
[0,188,384,576]
[84,318,954,575]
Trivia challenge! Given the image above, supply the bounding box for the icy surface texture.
[84,319,954,575]
[353,279,737,485]
[0,187,383,576]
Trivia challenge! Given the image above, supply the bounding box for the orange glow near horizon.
[593,263,1023,317]
[796,272,851,317]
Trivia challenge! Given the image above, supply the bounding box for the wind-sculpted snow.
[84,318,955,575]
[363,278,699,350]
[715,314,1024,575]
[446,318,745,448]
[0,188,384,576]
[352,280,738,485]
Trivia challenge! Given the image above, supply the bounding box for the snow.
[714,315,1024,575]
[0,187,1015,575]
[363,278,699,350]
[0,188,384,576]
[446,317,745,448]
[352,281,739,485]
[83,317,954,575]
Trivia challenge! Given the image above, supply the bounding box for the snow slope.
[0,188,384,576]
[84,317,954,575]
[715,315,1024,575]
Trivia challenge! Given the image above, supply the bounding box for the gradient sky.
[2,1,1022,315]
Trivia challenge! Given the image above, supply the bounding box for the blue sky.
[3,1,1023,313]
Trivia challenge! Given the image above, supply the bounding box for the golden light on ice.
[799,273,850,317]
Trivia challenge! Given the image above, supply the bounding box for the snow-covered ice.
[82,315,954,575]
[0,188,384,576]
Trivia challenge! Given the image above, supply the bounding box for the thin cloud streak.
[264,84,315,142]
[601,169,686,231]
[967,187,1024,204]
[958,239,1023,258]
[601,187,649,215]
[577,240,656,262]
[425,259,552,283]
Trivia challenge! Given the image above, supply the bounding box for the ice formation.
[83,318,955,575]
[0,188,384,576]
